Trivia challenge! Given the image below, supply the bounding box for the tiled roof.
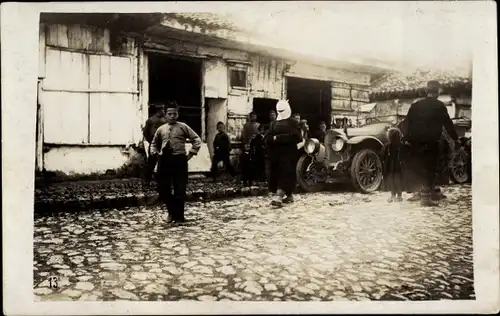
[165,12,244,32]
[371,69,470,94]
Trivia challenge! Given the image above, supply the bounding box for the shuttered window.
[42,48,139,145]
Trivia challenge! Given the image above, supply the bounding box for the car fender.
[347,136,384,148]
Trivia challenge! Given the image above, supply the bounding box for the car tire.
[350,149,383,193]
[450,147,470,184]
[296,154,325,193]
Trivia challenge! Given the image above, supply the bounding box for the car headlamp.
[331,137,345,152]
[305,139,320,155]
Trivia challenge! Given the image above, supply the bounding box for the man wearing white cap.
[265,100,303,208]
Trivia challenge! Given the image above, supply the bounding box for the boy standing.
[150,101,202,225]
[210,122,236,180]
[383,127,406,202]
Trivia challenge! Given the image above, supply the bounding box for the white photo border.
[2,1,498,315]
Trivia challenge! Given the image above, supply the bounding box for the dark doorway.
[286,76,332,131]
[253,98,278,126]
[148,53,203,136]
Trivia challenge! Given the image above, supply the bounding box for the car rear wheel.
[296,154,326,192]
[450,147,470,184]
[350,149,383,193]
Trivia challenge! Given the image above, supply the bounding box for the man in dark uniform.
[403,80,459,207]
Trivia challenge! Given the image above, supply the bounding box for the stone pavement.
[33,184,474,301]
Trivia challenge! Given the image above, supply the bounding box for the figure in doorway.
[263,109,277,135]
[209,122,236,181]
[150,101,202,225]
[240,111,260,185]
[314,121,327,143]
[241,111,260,147]
[142,103,168,185]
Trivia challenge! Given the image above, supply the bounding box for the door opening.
[286,76,332,131]
[252,98,279,125]
[148,53,203,137]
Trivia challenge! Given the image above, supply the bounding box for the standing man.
[263,109,277,134]
[403,81,459,207]
[142,103,168,185]
[264,109,278,194]
[241,111,260,184]
[150,101,202,225]
[241,111,260,147]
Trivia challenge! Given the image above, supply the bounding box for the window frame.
[228,64,249,91]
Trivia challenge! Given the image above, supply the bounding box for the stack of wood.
[331,82,371,112]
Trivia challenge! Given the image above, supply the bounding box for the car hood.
[332,122,392,138]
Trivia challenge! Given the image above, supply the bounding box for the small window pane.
[230,69,247,88]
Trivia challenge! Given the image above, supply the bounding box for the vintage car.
[296,117,471,193]
[296,121,392,193]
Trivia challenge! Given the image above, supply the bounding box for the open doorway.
[253,98,278,126]
[286,76,332,131]
[148,53,203,137]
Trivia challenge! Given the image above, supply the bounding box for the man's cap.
[427,80,441,89]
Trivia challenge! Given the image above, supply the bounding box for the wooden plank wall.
[331,82,352,111]
[250,55,284,99]
[43,91,90,144]
[204,59,228,99]
[41,23,140,146]
[43,48,90,144]
[46,23,111,53]
[331,82,371,113]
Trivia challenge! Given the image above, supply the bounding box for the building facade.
[36,13,388,176]
[363,69,472,125]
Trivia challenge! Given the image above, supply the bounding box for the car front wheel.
[350,149,383,193]
[296,154,326,192]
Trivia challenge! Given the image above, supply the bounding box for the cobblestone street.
[33,184,474,302]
